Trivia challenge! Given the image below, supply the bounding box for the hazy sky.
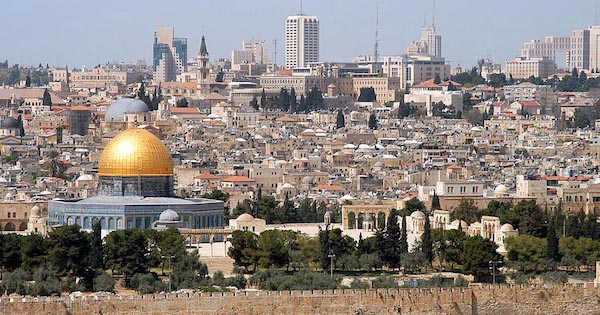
[1,0,598,69]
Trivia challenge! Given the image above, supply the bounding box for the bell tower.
[197,35,210,97]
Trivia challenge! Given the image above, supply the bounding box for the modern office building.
[243,40,269,65]
[407,26,442,58]
[153,26,188,82]
[505,57,557,79]
[285,15,319,69]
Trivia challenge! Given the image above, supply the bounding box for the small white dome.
[500,223,515,232]
[159,209,180,222]
[237,213,254,221]
[410,211,426,219]
[451,219,469,230]
[494,184,509,196]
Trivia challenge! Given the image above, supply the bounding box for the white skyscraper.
[421,26,442,58]
[285,15,319,69]
[406,26,442,58]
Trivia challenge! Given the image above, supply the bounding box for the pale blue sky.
[1,0,597,68]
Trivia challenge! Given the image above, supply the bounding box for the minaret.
[197,36,210,97]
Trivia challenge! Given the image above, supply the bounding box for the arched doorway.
[4,222,16,231]
[377,212,386,229]
[348,212,356,229]
[18,222,27,231]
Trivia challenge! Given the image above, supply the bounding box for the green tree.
[505,235,551,273]
[42,89,52,106]
[25,75,31,87]
[433,74,441,84]
[20,234,46,271]
[228,230,259,271]
[573,108,590,128]
[46,225,90,277]
[547,216,561,264]
[431,192,441,210]
[368,113,378,130]
[336,109,345,129]
[0,234,24,274]
[3,268,31,295]
[93,272,116,293]
[88,221,104,270]
[29,263,61,296]
[257,230,290,269]
[250,96,259,110]
[378,209,402,268]
[158,228,187,264]
[501,200,547,238]
[431,229,466,270]
[451,199,481,224]
[461,236,503,282]
[422,213,433,265]
[260,88,267,108]
[176,97,189,107]
[171,252,208,289]
[105,229,149,282]
[357,87,377,102]
[215,69,224,82]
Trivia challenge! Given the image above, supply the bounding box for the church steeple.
[197,35,210,97]
[199,35,209,57]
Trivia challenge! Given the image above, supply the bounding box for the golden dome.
[98,129,173,177]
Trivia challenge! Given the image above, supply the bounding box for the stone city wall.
[1,284,600,315]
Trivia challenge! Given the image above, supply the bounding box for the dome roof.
[411,210,426,219]
[1,117,19,129]
[494,184,509,196]
[237,213,254,221]
[373,161,385,167]
[500,223,515,232]
[159,209,180,222]
[98,129,174,177]
[105,98,149,122]
[451,219,469,229]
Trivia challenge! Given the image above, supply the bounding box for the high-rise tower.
[285,15,319,69]
[153,26,188,82]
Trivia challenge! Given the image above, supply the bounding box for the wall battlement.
[1,284,599,315]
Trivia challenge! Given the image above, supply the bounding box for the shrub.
[93,273,116,293]
[371,276,399,289]
[349,278,370,289]
[249,269,337,291]
[3,268,31,295]
[131,273,165,294]
[28,265,61,296]
[540,271,568,284]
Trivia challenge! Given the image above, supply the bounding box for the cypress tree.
[400,209,409,255]
[546,217,560,264]
[422,212,433,265]
[260,88,266,108]
[431,192,441,210]
[336,109,345,129]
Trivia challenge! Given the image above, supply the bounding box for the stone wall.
[1,284,600,315]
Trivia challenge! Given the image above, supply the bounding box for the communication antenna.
[273,38,278,71]
[595,0,598,26]
[432,0,436,28]
[300,0,303,15]
[374,7,380,74]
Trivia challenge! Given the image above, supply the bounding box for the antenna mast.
[432,0,436,28]
[374,7,380,74]
[594,0,598,26]
[273,38,278,72]
[300,0,303,15]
